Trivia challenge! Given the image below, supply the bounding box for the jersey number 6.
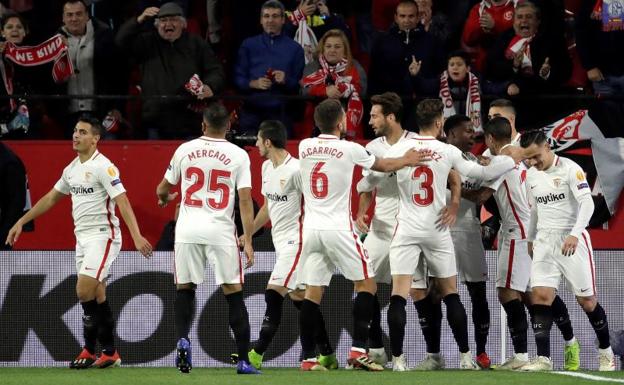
[184,166,231,210]
[311,161,328,199]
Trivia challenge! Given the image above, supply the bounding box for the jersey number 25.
[184,166,231,210]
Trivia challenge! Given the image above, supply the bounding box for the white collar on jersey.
[318,134,339,139]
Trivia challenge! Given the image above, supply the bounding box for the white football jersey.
[299,134,376,231]
[385,135,515,237]
[526,155,592,234]
[164,136,251,245]
[483,156,530,237]
[261,154,303,246]
[364,131,418,235]
[482,132,521,157]
[54,150,126,239]
[445,152,482,231]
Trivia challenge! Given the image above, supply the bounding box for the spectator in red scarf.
[300,28,366,139]
[462,0,516,73]
[0,12,32,138]
[410,51,485,135]
[485,1,570,97]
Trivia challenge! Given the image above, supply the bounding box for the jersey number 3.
[184,167,231,210]
[412,166,434,206]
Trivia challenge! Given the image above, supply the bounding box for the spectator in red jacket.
[462,0,516,73]
[300,29,366,139]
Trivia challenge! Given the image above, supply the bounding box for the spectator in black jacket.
[368,0,445,97]
[576,0,624,96]
[0,142,28,250]
[116,2,225,139]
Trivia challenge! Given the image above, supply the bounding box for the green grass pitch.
[1,368,624,385]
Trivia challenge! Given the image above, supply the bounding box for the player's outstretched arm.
[238,187,255,268]
[371,148,431,172]
[156,178,178,207]
[5,188,65,246]
[115,193,153,258]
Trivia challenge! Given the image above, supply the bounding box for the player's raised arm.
[5,187,66,246]
[371,148,431,172]
[451,145,515,181]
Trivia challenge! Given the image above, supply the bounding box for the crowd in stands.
[0,0,622,140]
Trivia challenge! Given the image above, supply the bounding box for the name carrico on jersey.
[300,146,344,159]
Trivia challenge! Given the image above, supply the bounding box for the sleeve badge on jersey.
[111,178,122,187]
[576,170,585,181]
[577,182,589,190]
[107,166,118,177]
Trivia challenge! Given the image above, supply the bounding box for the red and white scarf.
[505,34,534,75]
[301,55,363,138]
[4,34,74,83]
[478,0,518,17]
[591,0,624,31]
[439,70,482,133]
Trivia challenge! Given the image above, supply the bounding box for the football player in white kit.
[384,99,529,370]
[297,99,430,371]
[475,116,533,369]
[241,120,335,370]
[6,116,153,369]
[519,130,616,371]
[356,94,461,371]
[484,101,579,370]
[156,103,260,375]
[355,92,442,371]
[442,115,491,369]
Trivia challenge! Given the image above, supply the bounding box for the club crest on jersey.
[84,171,93,182]
[552,177,562,188]
[280,179,286,190]
[107,166,117,177]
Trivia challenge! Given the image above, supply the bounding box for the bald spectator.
[116,2,225,139]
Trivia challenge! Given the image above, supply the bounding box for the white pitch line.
[552,371,624,383]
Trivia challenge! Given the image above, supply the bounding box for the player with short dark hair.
[519,131,616,371]
[156,102,260,375]
[6,117,153,369]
